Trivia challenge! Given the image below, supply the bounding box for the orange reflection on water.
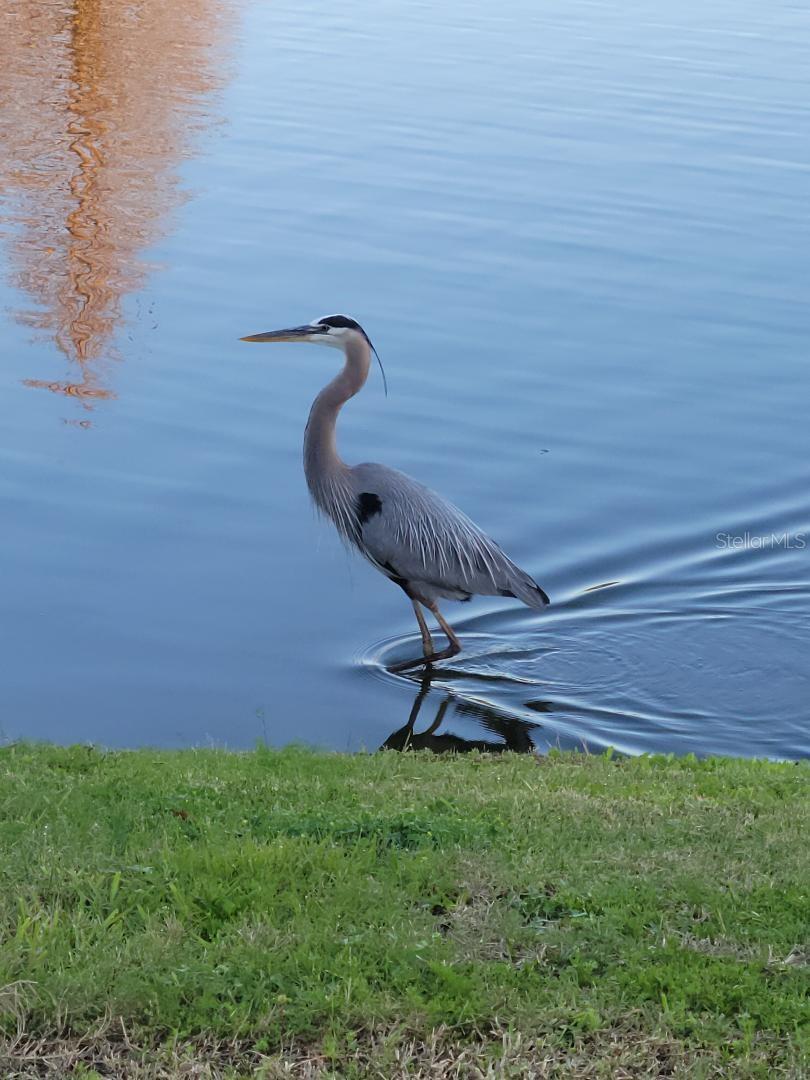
[0,0,233,405]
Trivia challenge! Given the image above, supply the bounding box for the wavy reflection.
[381,668,543,753]
[0,0,234,406]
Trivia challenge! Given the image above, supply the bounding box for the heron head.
[241,313,388,393]
[241,313,371,350]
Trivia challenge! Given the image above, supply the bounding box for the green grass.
[0,744,807,1077]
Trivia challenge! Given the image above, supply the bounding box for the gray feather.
[298,331,548,615]
[346,463,549,607]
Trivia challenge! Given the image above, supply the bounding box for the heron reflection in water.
[381,669,542,753]
[242,315,549,670]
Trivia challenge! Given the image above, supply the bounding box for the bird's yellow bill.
[240,326,313,343]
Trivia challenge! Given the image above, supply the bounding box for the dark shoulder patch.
[357,492,382,524]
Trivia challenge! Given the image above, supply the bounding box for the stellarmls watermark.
[715,532,806,550]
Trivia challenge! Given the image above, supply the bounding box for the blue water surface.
[1,0,808,757]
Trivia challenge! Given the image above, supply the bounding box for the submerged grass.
[0,744,807,1077]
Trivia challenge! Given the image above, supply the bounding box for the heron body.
[242,314,549,670]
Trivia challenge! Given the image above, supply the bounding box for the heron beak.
[240,325,315,343]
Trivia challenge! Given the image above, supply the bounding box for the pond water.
[2,0,809,757]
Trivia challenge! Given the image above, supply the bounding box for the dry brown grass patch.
[2,1023,801,1080]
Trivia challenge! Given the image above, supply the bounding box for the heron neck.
[304,336,371,496]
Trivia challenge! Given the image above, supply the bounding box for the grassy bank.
[0,744,807,1078]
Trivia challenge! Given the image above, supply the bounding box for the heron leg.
[428,602,462,658]
[388,600,461,673]
[412,599,434,655]
[389,600,436,673]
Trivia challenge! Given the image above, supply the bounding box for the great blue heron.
[241,314,549,671]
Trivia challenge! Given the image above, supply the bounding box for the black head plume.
[315,314,387,397]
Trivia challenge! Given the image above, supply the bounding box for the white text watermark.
[715,531,806,550]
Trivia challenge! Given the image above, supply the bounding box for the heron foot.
[388,642,461,674]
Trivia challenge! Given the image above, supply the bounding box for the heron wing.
[350,463,549,607]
